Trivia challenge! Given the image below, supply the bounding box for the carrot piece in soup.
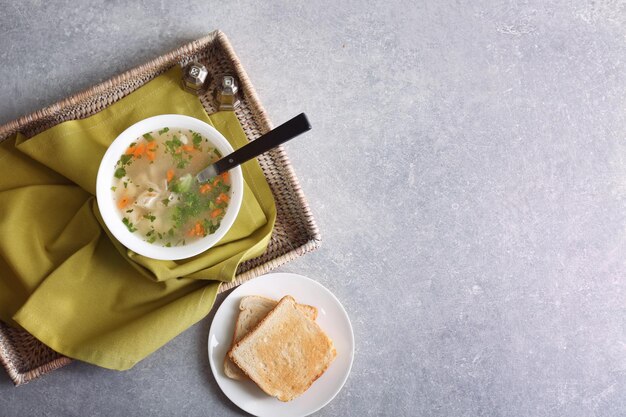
[221,172,229,181]
[167,169,175,182]
[199,184,212,194]
[210,209,222,218]
[145,142,157,160]
[133,143,146,157]
[187,222,205,237]
[117,196,132,209]
[216,193,229,204]
[182,145,195,153]
[125,146,136,155]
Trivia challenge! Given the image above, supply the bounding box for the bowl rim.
[96,114,244,260]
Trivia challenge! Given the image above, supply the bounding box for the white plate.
[208,272,354,417]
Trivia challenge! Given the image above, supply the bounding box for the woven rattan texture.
[0,31,320,385]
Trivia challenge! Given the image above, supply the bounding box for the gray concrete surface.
[1,0,626,416]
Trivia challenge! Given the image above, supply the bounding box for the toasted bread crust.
[223,299,249,380]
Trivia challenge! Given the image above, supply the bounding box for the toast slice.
[224,295,318,380]
[228,295,336,402]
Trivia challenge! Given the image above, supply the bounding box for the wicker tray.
[0,30,321,386]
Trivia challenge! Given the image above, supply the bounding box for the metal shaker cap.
[182,62,209,94]
[214,75,240,110]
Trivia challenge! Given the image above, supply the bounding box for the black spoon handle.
[213,113,311,175]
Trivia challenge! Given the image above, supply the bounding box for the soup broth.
[111,127,231,247]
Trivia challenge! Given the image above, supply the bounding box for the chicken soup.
[111,127,230,247]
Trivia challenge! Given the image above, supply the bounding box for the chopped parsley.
[171,189,204,229]
[203,219,219,234]
[114,168,126,179]
[116,154,133,171]
[143,132,154,141]
[192,131,203,148]
[158,127,170,135]
[122,217,137,233]
[164,135,190,169]
[121,154,132,164]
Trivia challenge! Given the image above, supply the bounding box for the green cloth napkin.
[0,66,276,370]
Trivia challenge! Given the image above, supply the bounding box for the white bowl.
[96,114,244,260]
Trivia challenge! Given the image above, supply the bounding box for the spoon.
[196,113,312,183]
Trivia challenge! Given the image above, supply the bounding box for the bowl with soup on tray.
[96,114,244,260]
